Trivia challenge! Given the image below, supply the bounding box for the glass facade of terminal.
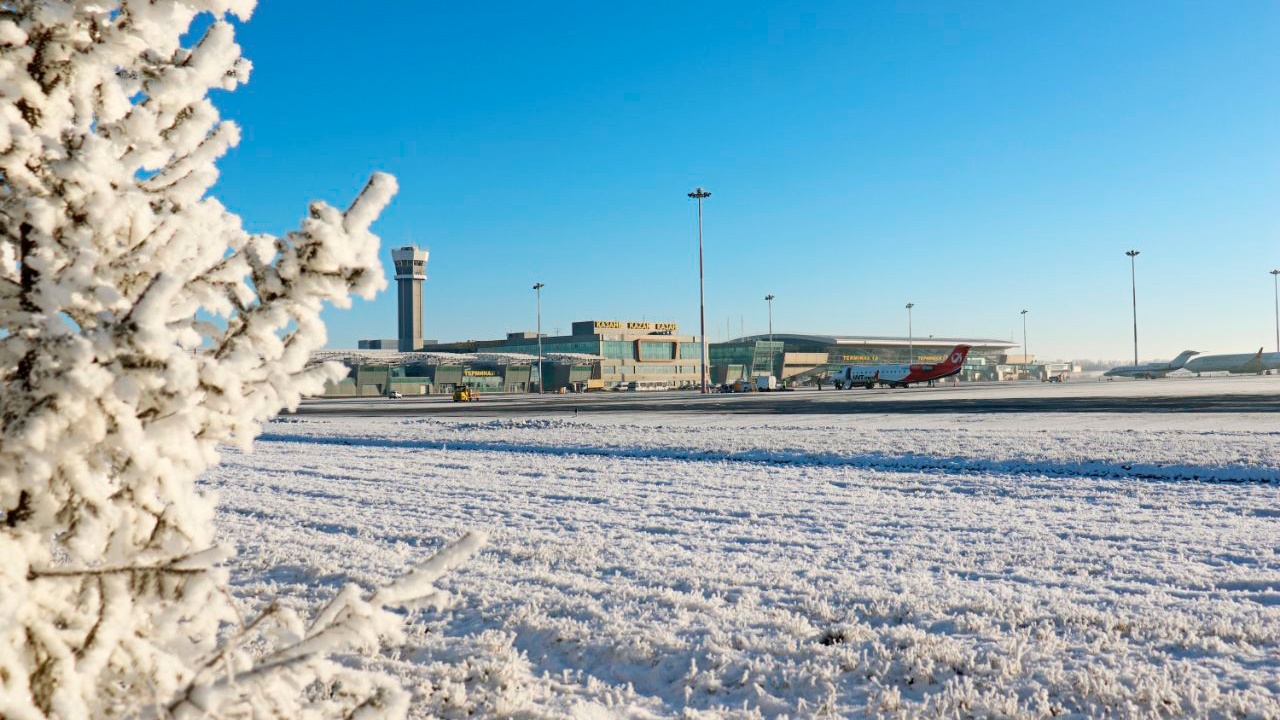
[709,341,785,381]
[713,337,1016,384]
[771,339,1005,366]
[323,361,539,396]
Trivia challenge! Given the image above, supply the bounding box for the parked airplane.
[1183,348,1280,375]
[1102,350,1199,379]
[830,345,971,389]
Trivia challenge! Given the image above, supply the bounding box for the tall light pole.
[764,294,776,380]
[689,187,711,393]
[1126,250,1140,366]
[905,302,914,363]
[1021,309,1029,380]
[765,294,775,343]
[532,282,544,394]
[1271,270,1280,353]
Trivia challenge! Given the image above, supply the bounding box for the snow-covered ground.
[204,390,1280,718]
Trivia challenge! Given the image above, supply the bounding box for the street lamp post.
[765,294,775,343]
[905,302,914,363]
[1021,309,1029,380]
[1126,250,1140,366]
[1271,270,1280,353]
[765,294,776,380]
[532,282,544,394]
[688,187,711,393]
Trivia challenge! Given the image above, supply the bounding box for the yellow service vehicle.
[452,387,479,402]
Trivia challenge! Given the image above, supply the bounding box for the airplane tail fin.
[941,345,972,370]
[1255,347,1264,360]
[1169,350,1199,369]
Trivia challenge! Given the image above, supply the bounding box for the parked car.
[387,391,403,399]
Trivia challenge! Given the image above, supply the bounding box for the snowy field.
[204,380,1280,718]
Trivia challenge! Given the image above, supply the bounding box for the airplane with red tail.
[830,345,971,389]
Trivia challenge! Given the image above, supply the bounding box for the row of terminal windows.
[603,340,631,359]
[602,365,700,375]
[639,342,676,360]
[494,339,707,362]
[497,341,604,356]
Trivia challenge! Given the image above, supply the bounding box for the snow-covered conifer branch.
[0,2,477,718]
[160,533,488,720]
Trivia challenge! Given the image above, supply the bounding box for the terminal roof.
[731,333,1017,349]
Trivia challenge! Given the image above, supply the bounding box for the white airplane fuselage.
[1103,350,1199,379]
[1184,350,1280,375]
[1104,364,1180,379]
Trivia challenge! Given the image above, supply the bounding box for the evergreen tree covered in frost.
[0,2,484,717]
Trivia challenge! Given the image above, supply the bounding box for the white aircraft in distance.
[830,345,970,389]
[1102,350,1199,379]
[1183,348,1280,375]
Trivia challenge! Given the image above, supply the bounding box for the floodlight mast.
[1126,250,1140,366]
[533,282,544,394]
[905,302,914,363]
[765,294,775,343]
[688,187,711,393]
[1271,269,1280,353]
[1021,309,1029,379]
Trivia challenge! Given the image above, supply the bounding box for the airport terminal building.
[430,320,704,391]
[330,319,704,396]
[330,318,1018,395]
[717,334,1016,383]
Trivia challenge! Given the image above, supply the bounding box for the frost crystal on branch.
[0,2,467,718]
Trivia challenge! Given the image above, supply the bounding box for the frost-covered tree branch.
[0,2,476,718]
[161,532,488,720]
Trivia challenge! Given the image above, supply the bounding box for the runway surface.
[293,375,1280,418]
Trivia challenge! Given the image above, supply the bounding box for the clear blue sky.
[214,2,1279,361]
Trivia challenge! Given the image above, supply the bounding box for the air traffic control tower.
[392,245,430,351]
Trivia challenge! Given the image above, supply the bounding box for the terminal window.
[639,341,676,361]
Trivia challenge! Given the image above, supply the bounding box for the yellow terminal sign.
[591,320,678,332]
[463,369,497,376]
